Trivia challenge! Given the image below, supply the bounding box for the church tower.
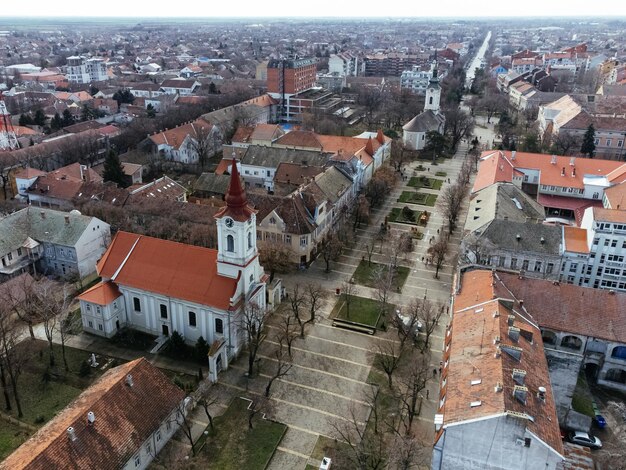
[424,59,441,113]
[214,160,263,296]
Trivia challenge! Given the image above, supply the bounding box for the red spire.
[365,137,375,156]
[216,159,255,222]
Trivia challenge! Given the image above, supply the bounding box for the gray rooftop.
[480,220,561,255]
[0,207,96,256]
[312,166,353,204]
[243,145,331,169]
[402,110,445,133]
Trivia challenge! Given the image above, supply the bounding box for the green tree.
[62,109,74,127]
[18,114,33,126]
[581,124,596,157]
[33,109,47,127]
[50,113,63,131]
[208,82,218,94]
[195,336,210,365]
[424,131,448,157]
[102,151,126,187]
[146,103,156,118]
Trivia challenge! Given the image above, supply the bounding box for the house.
[0,358,186,470]
[129,83,163,99]
[0,207,110,281]
[78,162,268,368]
[231,124,284,148]
[12,167,46,199]
[402,63,445,150]
[148,118,222,165]
[180,64,203,78]
[128,176,187,203]
[27,163,104,209]
[433,269,564,470]
[159,79,200,96]
[462,183,562,279]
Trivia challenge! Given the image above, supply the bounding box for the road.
[465,31,492,89]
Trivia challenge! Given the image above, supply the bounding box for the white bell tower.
[424,61,441,113]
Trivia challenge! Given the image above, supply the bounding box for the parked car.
[593,415,607,429]
[568,431,602,449]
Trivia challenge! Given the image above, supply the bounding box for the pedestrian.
[438,367,442,375]
[437,228,439,234]
[422,256,424,262]
[439,361,443,367]
[446,306,449,314]
[433,368,437,377]
[426,389,429,399]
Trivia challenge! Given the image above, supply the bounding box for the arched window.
[560,335,582,350]
[611,346,626,360]
[604,368,626,384]
[188,311,196,327]
[248,232,252,249]
[226,235,234,252]
[541,330,557,346]
[429,96,433,105]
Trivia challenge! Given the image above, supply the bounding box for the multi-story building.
[0,207,110,281]
[66,56,108,84]
[328,53,362,77]
[400,65,435,94]
[363,53,419,77]
[267,58,323,122]
[560,181,626,291]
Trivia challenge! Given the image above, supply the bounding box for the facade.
[0,358,186,470]
[159,79,201,96]
[402,64,445,150]
[66,56,109,84]
[78,162,267,365]
[328,53,361,77]
[400,65,435,94]
[0,207,110,281]
[433,270,564,470]
[148,118,222,165]
[267,58,317,96]
[364,53,419,77]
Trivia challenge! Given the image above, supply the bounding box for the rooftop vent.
[470,400,482,407]
[87,411,95,425]
[494,345,501,358]
[471,379,482,385]
[570,156,576,166]
[512,369,526,385]
[501,344,523,361]
[561,166,565,176]
[513,385,528,404]
[126,374,134,387]
[537,386,547,401]
[495,382,503,393]
[40,210,46,219]
[516,234,521,241]
[67,426,77,441]
[493,335,501,345]
[511,151,516,160]
[550,155,557,165]
[540,236,545,244]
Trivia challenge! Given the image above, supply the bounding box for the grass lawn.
[352,260,410,291]
[310,435,353,469]
[407,176,443,190]
[197,397,286,470]
[110,328,157,351]
[397,191,438,206]
[435,171,447,177]
[0,421,31,461]
[331,294,395,328]
[388,207,421,226]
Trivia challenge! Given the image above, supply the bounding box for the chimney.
[550,155,557,164]
[511,151,516,160]
[519,300,524,308]
[87,411,95,425]
[494,382,503,393]
[513,385,528,404]
[64,215,70,225]
[537,386,547,401]
[540,236,545,244]
[126,374,134,387]
[67,426,77,441]
[572,167,576,177]
[516,233,521,241]
[509,326,520,342]
[561,166,565,176]
[40,210,46,219]
[80,164,87,181]
[570,156,576,166]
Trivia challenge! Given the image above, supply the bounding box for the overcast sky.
[2,0,625,18]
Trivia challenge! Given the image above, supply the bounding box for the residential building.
[159,79,201,96]
[433,269,564,470]
[128,176,187,203]
[0,358,186,470]
[538,94,626,159]
[27,163,104,209]
[0,207,110,281]
[78,162,267,367]
[473,150,626,225]
[400,65,435,95]
[363,53,419,77]
[148,118,222,165]
[65,56,108,84]
[328,53,362,77]
[402,64,445,150]
[462,183,562,279]
[267,57,317,96]
[12,167,46,199]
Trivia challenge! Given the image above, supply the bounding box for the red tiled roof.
[13,167,46,179]
[593,206,626,223]
[563,226,589,254]
[0,358,185,470]
[97,232,237,310]
[77,281,122,306]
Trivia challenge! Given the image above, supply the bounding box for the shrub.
[167,331,187,358]
[34,415,46,424]
[402,206,415,221]
[195,336,210,365]
[79,361,91,377]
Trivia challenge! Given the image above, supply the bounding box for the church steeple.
[424,53,441,114]
[216,159,255,222]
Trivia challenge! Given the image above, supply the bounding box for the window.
[166,421,171,432]
[569,263,578,272]
[215,318,224,334]
[134,455,141,467]
[269,217,276,224]
[227,235,234,252]
[606,139,612,147]
[86,304,92,311]
[98,324,103,331]
[160,304,168,319]
[284,234,291,244]
[547,263,554,274]
[146,442,152,455]
[7,253,12,261]
[248,232,252,249]
[189,311,197,327]
[534,261,542,272]
[618,140,623,148]
[156,429,162,441]
[133,297,141,312]
[88,320,93,328]
[522,260,529,270]
[266,170,271,177]
[96,306,101,314]
[611,239,617,247]
[300,236,308,247]
[510,258,518,269]
[17,248,22,256]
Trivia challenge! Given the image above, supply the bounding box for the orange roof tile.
[445,270,563,457]
[563,226,589,253]
[97,232,237,310]
[77,281,122,306]
[0,358,185,470]
[604,181,626,209]
[593,206,626,223]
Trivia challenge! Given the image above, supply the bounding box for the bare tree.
[427,235,449,279]
[461,233,496,265]
[440,182,466,234]
[264,343,292,397]
[320,229,344,273]
[197,386,218,430]
[240,302,270,377]
[0,310,25,417]
[388,432,429,470]
[258,239,293,283]
[172,397,196,455]
[32,279,59,367]
[371,264,394,318]
[190,120,221,171]
[304,282,326,328]
[2,274,37,340]
[276,310,298,358]
[54,285,74,372]
[288,283,308,338]
[342,281,359,320]
[412,298,442,352]
[551,132,583,156]
[444,108,475,152]
[246,395,272,430]
[396,351,431,436]
[375,341,404,389]
[353,194,370,230]
[478,92,508,124]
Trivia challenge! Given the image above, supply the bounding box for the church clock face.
[225,217,234,228]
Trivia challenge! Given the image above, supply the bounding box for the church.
[402,60,446,151]
[78,161,268,372]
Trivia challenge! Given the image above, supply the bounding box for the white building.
[0,358,187,470]
[400,65,436,94]
[66,56,109,84]
[328,53,362,77]
[78,162,267,370]
[0,207,110,281]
